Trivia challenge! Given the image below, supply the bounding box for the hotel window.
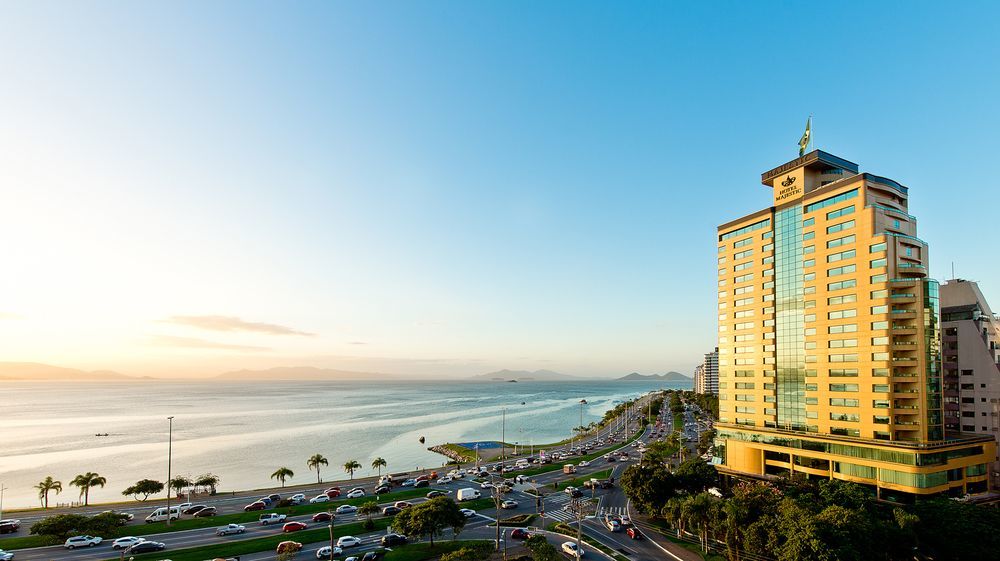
[828,264,856,277]
[763,306,775,314]
[735,322,754,330]
[870,242,887,253]
[735,297,754,306]
[871,336,889,345]
[831,427,860,437]
[735,406,756,414]
[829,339,858,348]
[826,205,855,220]
[735,273,753,283]
[830,398,859,407]
[873,416,890,424]
[829,354,859,362]
[829,368,858,376]
[873,399,890,408]
[763,281,775,289]
[734,261,753,271]
[806,355,818,363]
[763,293,775,301]
[872,321,889,330]
[871,289,888,298]
[828,294,857,305]
[806,189,859,212]
[804,300,815,309]
[805,383,818,391]
[870,258,887,268]
[718,290,728,297]
[763,268,774,276]
[829,324,857,334]
[734,285,754,295]
[804,272,816,281]
[718,256,727,264]
[718,302,727,309]
[804,259,815,267]
[763,231,773,239]
[872,352,889,361]
[803,217,815,227]
[805,341,817,349]
[734,346,754,354]
[805,397,818,404]
[805,327,816,335]
[734,370,753,377]
[893,219,901,229]
[763,319,775,327]
[871,305,888,314]
[872,384,890,392]
[732,236,754,248]
[803,231,815,240]
[804,245,815,254]
[905,247,913,257]
[828,309,857,320]
[828,234,856,249]
[734,249,754,260]
[719,325,728,331]
[735,382,755,389]
[762,256,774,264]
[828,249,856,262]
[734,334,754,342]
[735,394,755,401]
[872,368,889,377]
[827,220,855,234]
[828,279,857,291]
[718,245,726,253]
[830,384,859,392]
[806,411,818,419]
[719,268,727,275]
[871,274,888,283]
[804,314,816,322]
[734,358,755,365]
[763,243,774,252]
[719,313,726,320]
[803,286,815,295]
[718,279,727,286]
[830,413,860,422]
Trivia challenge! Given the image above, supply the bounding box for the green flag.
[798,117,811,156]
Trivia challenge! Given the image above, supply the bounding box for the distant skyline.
[2,2,999,378]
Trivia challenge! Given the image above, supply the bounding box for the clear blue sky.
[1,1,998,377]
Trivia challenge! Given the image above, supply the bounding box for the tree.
[525,535,559,561]
[391,496,466,546]
[195,473,220,495]
[122,479,164,501]
[774,498,828,561]
[29,514,91,541]
[358,500,380,530]
[70,472,106,506]
[660,498,685,537]
[169,476,193,499]
[680,493,717,552]
[619,463,678,515]
[674,458,718,494]
[343,460,361,480]
[440,542,494,561]
[87,512,131,536]
[271,467,294,487]
[34,476,62,509]
[817,479,873,511]
[308,454,329,484]
[371,457,387,479]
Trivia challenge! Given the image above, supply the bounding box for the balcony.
[893,419,920,426]
[892,341,917,347]
[891,310,918,319]
[892,325,918,334]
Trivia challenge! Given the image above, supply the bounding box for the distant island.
[469,369,582,382]
[617,371,691,381]
[0,362,136,381]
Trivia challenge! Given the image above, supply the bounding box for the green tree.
[440,542,494,561]
[391,496,466,546]
[29,514,91,541]
[34,476,62,509]
[619,463,678,515]
[307,454,329,484]
[680,493,717,552]
[271,467,294,487]
[169,476,193,499]
[774,498,828,561]
[358,500,380,530]
[86,512,130,536]
[195,473,220,494]
[817,479,873,511]
[122,479,164,501]
[70,472,106,506]
[660,497,685,537]
[343,459,361,480]
[372,457,387,479]
[674,458,718,493]
[525,535,558,561]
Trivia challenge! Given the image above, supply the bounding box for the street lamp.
[327,511,336,560]
[166,416,174,526]
[576,399,587,449]
[0,483,7,523]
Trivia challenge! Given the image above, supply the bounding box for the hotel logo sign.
[774,173,803,204]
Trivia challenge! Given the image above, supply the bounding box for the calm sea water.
[0,379,686,508]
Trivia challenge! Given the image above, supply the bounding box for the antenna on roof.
[952,261,955,280]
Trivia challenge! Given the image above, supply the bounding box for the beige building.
[695,348,719,395]
[941,279,1000,488]
[713,150,995,502]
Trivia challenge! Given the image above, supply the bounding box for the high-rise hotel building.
[713,150,995,501]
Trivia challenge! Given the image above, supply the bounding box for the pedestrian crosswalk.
[597,505,628,518]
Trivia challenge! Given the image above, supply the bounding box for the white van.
[145,506,180,523]
[456,488,481,501]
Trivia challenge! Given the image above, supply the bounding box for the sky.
[1,1,998,378]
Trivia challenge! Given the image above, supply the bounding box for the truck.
[562,464,577,474]
[259,513,288,525]
[456,488,481,501]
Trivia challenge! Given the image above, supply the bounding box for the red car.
[626,527,642,540]
[510,528,531,540]
[283,521,308,533]
[312,512,334,523]
[244,501,266,512]
[325,487,341,493]
[276,541,303,554]
[325,489,342,499]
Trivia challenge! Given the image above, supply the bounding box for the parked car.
[437,476,453,484]
[100,511,133,522]
[311,494,331,503]
[194,506,218,517]
[337,536,362,548]
[374,485,391,494]
[126,541,165,554]
[381,506,401,516]
[578,460,590,467]
[112,537,145,550]
[283,521,308,533]
[259,513,288,525]
[244,501,267,512]
[603,516,621,532]
[336,504,358,515]
[313,512,334,522]
[64,536,103,550]
[316,546,343,559]
[561,542,583,557]
[145,506,180,523]
[460,508,476,518]
[510,528,531,540]
[277,541,303,554]
[0,549,13,561]
[216,524,246,536]
[381,534,408,547]
[176,502,193,512]
[346,489,365,499]
[426,491,446,498]
[501,500,518,509]
[182,504,207,515]
[325,486,342,493]
[362,551,383,561]
[326,489,342,499]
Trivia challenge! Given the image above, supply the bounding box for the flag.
[798,117,811,156]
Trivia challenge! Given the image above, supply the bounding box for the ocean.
[0,378,687,508]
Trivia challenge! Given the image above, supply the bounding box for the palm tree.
[34,476,62,509]
[343,460,361,480]
[662,497,685,537]
[271,467,294,487]
[307,454,329,484]
[681,493,715,552]
[371,457,387,479]
[195,473,220,495]
[169,476,193,500]
[70,472,106,506]
[358,500,379,524]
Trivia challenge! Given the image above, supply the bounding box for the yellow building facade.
[713,150,995,502]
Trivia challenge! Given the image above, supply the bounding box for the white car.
[64,536,103,549]
[437,476,453,484]
[310,494,331,503]
[562,542,583,557]
[480,481,493,489]
[578,460,590,467]
[337,536,361,548]
[112,537,144,550]
[501,500,518,509]
[101,510,134,521]
[216,524,246,536]
[291,493,306,502]
[460,508,476,518]
[346,489,365,499]
[336,504,358,515]
[316,546,343,559]
[345,557,359,561]
[0,549,12,561]
[176,502,193,511]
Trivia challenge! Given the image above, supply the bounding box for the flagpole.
[810,114,814,152]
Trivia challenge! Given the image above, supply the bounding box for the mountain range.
[214,366,396,380]
[617,371,691,381]
[0,362,137,381]
[467,369,582,382]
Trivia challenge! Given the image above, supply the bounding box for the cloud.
[147,335,271,352]
[161,315,315,336]
[349,341,368,345]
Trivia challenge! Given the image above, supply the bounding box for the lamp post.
[0,483,7,523]
[327,511,336,560]
[166,416,174,526]
[577,399,587,449]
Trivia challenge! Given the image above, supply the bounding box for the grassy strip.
[556,470,613,491]
[0,488,430,551]
[515,428,644,481]
[549,523,629,561]
[104,518,392,561]
[383,541,493,561]
[673,413,683,433]
[489,514,537,527]
[440,444,478,462]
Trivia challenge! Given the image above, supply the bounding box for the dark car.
[194,507,218,517]
[374,485,391,494]
[381,506,401,516]
[127,541,166,554]
[414,479,429,488]
[362,551,385,561]
[182,505,207,515]
[568,489,583,498]
[626,527,642,540]
[426,491,446,498]
[268,494,281,503]
[244,501,266,512]
[313,512,334,523]
[381,533,408,547]
[510,528,531,540]
[0,520,21,534]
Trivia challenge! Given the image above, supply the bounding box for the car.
[480,481,493,489]
[374,485,391,494]
[337,536,361,548]
[414,479,429,488]
[437,476,453,484]
[268,494,281,503]
[276,541,303,554]
[626,527,642,540]
[316,546,343,559]
[381,506,401,516]
[112,537,145,550]
[259,497,273,506]
[394,501,412,509]
[176,502,193,512]
[460,508,476,518]
[126,541,165,554]
[501,500,518,509]
[260,513,288,525]
[216,524,246,536]
[346,489,365,499]
[194,506,218,517]
[401,479,416,487]
[244,501,267,511]
[0,520,19,534]
[603,517,621,532]
[283,521,308,533]
[64,536,103,549]
[182,504,207,515]
[100,510,134,522]
[620,514,632,526]
[561,542,583,557]
[326,489,342,498]
[311,494,331,503]
[0,549,13,561]
[381,533,408,547]
[426,490,446,498]
[336,504,358,515]
[325,486,342,493]
[291,493,306,502]
[362,551,384,561]
[344,557,359,561]
[578,460,590,467]
[313,512,334,522]
[605,456,617,462]
[510,528,531,540]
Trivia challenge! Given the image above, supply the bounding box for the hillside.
[617,371,691,381]
[214,366,396,381]
[468,369,581,382]
[0,362,134,381]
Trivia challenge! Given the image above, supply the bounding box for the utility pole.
[327,512,336,560]
[166,416,174,526]
[0,483,7,523]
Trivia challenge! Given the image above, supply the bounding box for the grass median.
[555,469,613,491]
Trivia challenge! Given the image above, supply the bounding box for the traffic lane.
[581,519,661,561]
